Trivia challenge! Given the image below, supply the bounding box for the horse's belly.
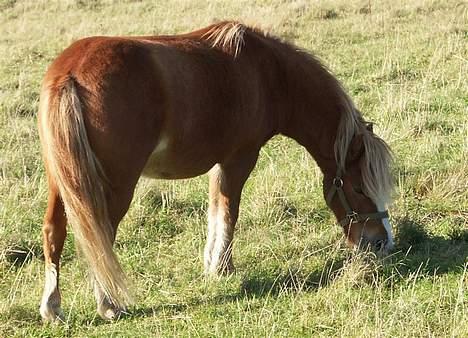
[141,136,215,179]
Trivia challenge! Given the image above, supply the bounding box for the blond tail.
[39,77,131,309]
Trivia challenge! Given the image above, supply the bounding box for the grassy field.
[0,0,467,336]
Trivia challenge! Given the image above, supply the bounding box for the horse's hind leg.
[204,149,259,275]
[40,182,67,322]
[92,185,136,320]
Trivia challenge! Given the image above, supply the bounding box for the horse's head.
[324,128,394,254]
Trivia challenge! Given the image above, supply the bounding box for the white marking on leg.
[377,201,394,250]
[209,208,233,273]
[204,210,217,271]
[40,263,64,322]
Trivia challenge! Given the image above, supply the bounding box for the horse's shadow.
[127,253,347,321]
[222,217,465,299]
[126,260,344,322]
[391,216,467,275]
[129,216,467,320]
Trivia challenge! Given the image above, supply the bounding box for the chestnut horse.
[38,21,393,321]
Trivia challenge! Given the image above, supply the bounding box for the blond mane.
[202,21,246,57]
[334,92,394,206]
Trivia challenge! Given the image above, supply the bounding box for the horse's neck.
[271,49,343,173]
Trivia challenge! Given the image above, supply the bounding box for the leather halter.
[326,167,389,226]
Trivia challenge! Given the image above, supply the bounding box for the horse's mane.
[335,92,394,205]
[201,21,247,57]
[201,21,393,205]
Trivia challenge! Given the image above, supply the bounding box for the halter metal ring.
[333,177,343,188]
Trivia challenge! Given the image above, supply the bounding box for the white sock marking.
[204,211,217,270]
[40,263,63,321]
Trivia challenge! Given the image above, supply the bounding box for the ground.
[0,0,466,337]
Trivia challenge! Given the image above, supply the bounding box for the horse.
[37,21,393,322]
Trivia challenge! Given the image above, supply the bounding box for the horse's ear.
[347,134,364,161]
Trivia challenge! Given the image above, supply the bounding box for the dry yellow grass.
[0,0,466,336]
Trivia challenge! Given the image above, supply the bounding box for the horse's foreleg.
[204,165,221,271]
[205,150,259,275]
[40,184,67,322]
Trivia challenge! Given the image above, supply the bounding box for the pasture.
[0,0,466,336]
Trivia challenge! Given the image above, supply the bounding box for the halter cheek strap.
[326,167,389,226]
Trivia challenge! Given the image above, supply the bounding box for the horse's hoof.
[40,304,65,323]
[205,262,235,277]
[97,304,126,321]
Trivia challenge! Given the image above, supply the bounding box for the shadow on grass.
[1,242,43,267]
[1,237,76,267]
[239,259,344,297]
[127,259,348,321]
[126,302,195,321]
[0,304,43,327]
[128,216,467,320]
[219,217,467,302]
[392,216,468,275]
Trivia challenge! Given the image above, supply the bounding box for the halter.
[326,167,389,226]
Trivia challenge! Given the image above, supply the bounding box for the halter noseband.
[326,167,389,226]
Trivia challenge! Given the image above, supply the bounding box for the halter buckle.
[345,211,359,224]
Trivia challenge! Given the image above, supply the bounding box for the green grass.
[0,0,467,336]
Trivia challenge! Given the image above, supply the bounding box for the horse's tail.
[38,77,131,309]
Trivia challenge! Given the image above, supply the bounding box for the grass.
[0,0,467,336]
